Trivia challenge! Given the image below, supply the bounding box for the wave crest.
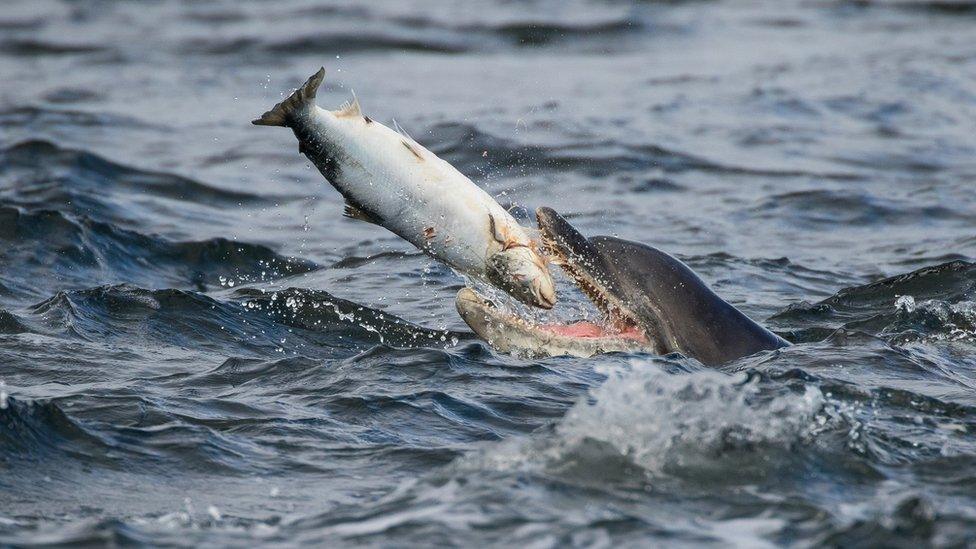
[462,362,828,482]
[771,260,976,343]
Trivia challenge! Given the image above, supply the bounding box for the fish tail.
[251,67,325,127]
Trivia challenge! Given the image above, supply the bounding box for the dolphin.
[456,207,789,366]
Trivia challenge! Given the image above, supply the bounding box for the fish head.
[485,244,557,309]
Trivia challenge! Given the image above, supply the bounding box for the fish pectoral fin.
[488,214,505,244]
[488,214,525,251]
[343,200,382,226]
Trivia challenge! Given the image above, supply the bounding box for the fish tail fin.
[251,67,325,127]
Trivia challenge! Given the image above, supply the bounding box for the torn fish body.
[253,68,555,309]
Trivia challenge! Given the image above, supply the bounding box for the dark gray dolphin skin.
[456,207,789,366]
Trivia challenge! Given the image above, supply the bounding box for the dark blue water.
[2,0,976,546]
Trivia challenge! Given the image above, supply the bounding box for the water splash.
[557,363,825,472]
[461,361,827,479]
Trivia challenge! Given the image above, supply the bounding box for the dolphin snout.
[535,207,598,264]
[456,287,483,308]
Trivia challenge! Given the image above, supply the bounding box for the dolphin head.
[535,207,661,349]
[460,207,788,364]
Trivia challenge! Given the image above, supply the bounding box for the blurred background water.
[2,0,976,546]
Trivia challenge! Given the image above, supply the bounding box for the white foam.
[462,360,826,476]
[556,362,825,473]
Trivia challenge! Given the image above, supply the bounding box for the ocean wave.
[0,397,111,463]
[755,189,966,227]
[0,107,155,131]
[769,260,976,343]
[12,282,463,361]
[814,495,943,547]
[458,18,640,47]
[685,252,859,310]
[0,16,42,31]
[0,140,273,211]
[178,9,640,59]
[459,362,829,480]
[234,287,463,349]
[454,342,976,482]
[0,308,29,334]
[0,518,154,547]
[329,250,425,270]
[0,38,106,56]
[0,206,317,299]
[19,284,325,357]
[0,393,296,477]
[289,348,976,545]
[426,122,864,181]
[266,33,468,55]
[182,33,468,58]
[886,296,976,344]
[839,0,976,14]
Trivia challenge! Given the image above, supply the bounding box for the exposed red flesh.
[541,321,647,343]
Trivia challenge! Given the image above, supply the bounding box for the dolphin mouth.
[454,209,649,354]
[455,287,648,358]
[535,207,647,343]
[457,287,647,343]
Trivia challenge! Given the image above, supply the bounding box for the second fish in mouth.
[253,67,556,309]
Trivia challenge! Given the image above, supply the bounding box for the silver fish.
[253,68,556,308]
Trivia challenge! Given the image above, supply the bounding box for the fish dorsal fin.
[335,91,362,118]
[343,199,382,226]
[392,118,417,142]
[402,139,424,161]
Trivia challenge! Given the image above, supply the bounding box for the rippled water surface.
[2,0,976,546]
